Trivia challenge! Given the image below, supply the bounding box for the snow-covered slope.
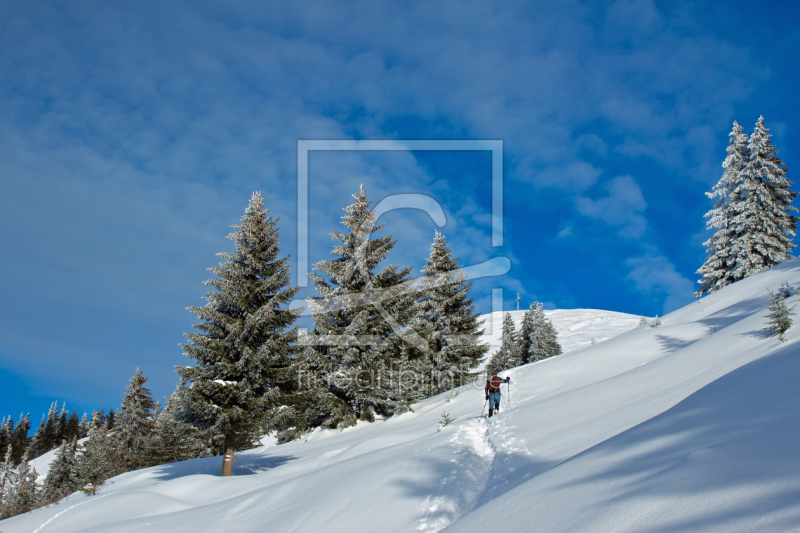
[4,260,800,532]
[479,308,643,357]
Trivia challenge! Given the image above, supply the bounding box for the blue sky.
[1,0,799,423]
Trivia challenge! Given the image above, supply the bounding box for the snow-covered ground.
[479,308,644,356]
[4,260,800,532]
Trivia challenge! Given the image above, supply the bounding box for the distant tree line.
[488,306,562,373]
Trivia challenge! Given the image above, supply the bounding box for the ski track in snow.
[416,419,496,532]
[32,491,117,533]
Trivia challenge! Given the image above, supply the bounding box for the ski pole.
[481,397,488,416]
[507,381,511,410]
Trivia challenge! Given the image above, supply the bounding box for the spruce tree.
[300,186,416,429]
[696,122,750,297]
[145,406,205,467]
[46,403,60,449]
[41,439,81,503]
[414,231,488,396]
[543,316,562,358]
[27,415,47,459]
[489,313,519,371]
[11,415,31,464]
[177,192,301,476]
[79,413,90,438]
[517,303,549,364]
[763,288,796,342]
[115,369,156,471]
[56,405,68,444]
[78,421,118,495]
[517,304,536,365]
[2,452,38,518]
[0,446,13,506]
[700,117,797,293]
[0,418,10,460]
[66,410,81,442]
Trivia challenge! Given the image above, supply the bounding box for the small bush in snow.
[638,316,648,326]
[652,315,662,327]
[763,288,796,342]
[439,411,456,428]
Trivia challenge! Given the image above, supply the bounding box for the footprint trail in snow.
[417,418,496,532]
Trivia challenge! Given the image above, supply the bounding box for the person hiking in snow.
[485,371,510,418]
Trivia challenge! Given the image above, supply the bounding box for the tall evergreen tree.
[104,408,115,431]
[542,316,562,359]
[696,122,750,296]
[56,404,68,444]
[0,418,10,461]
[0,446,13,503]
[27,415,47,459]
[145,405,206,467]
[78,420,118,495]
[300,186,416,429]
[517,304,536,365]
[517,303,548,364]
[66,410,81,442]
[489,312,519,372]
[176,192,301,476]
[731,116,797,277]
[41,439,81,503]
[11,415,31,464]
[79,413,90,438]
[699,117,797,295]
[2,452,38,519]
[414,231,488,395]
[115,369,156,471]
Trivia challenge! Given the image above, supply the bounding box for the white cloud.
[626,251,695,313]
[575,175,647,239]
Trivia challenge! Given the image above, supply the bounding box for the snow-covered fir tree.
[299,185,416,430]
[0,419,10,461]
[697,122,750,296]
[1,452,38,519]
[543,317,562,358]
[489,312,519,371]
[516,303,561,363]
[0,446,13,508]
[146,390,207,467]
[79,413,90,438]
[10,415,30,464]
[517,304,539,364]
[763,288,796,342]
[41,439,81,503]
[698,117,797,295]
[115,368,156,471]
[78,419,119,495]
[517,303,545,363]
[27,415,47,459]
[177,192,302,476]
[106,409,116,430]
[413,231,488,396]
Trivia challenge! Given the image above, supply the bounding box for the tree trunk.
[220,428,236,477]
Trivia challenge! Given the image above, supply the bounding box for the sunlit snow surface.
[4,261,800,532]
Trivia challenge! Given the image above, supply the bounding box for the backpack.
[487,375,501,392]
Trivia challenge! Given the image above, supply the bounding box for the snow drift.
[3,259,800,532]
